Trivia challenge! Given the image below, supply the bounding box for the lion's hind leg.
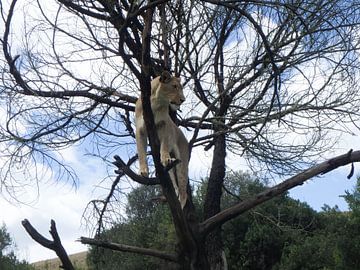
[176,161,188,209]
[136,126,149,177]
[168,165,188,209]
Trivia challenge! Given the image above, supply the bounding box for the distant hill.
[32,251,88,270]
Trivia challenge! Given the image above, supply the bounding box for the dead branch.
[200,149,360,235]
[113,155,160,185]
[22,219,75,270]
[79,236,178,263]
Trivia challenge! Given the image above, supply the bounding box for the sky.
[289,131,360,211]
[0,132,359,263]
[0,182,91,262]
[0,146,109,263]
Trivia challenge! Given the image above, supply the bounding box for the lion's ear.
[159,71,172,83]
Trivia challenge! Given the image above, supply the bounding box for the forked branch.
[22,219,75,270]
[113,155,160,185]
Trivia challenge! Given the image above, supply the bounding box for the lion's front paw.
[139,167,149,177]
[161,152,175,167]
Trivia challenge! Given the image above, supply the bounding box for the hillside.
[32,251,88,270]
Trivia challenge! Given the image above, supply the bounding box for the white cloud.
[0,143,110,263]
[0,179,93,263]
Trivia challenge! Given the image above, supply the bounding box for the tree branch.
[22,219,75,270]
[113,155,160,185]
[200,149,360,235]
[3,1,136,110]
[57,0,110,21]
[79,236,178,263]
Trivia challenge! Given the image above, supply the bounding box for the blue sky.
[290,131,360,211]
[290,168,358,211]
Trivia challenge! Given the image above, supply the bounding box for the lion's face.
[162,77,185,111]
[153,71,185,111]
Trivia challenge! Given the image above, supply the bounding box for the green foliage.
[276,177,360,270]
[0,224,34,270]
[221,172,318,270]
[88,173,360,270]
[0,224,11,256]
[88,185,177,270]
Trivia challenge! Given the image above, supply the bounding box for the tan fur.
[135,71,189,209]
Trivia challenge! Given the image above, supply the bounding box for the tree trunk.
[140,6,210,270]
[203,133,227,270]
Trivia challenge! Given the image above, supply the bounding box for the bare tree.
[2,0,360,269]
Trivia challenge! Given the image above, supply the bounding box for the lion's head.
[151,71,185,111]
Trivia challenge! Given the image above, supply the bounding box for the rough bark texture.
[203,134,226,270]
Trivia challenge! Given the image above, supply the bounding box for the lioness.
[135,71,189,209]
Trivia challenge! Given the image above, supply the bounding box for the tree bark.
[80,237,178,262]
[202,20,231,266]
[22,219,75,270]
[203,133,227,270]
